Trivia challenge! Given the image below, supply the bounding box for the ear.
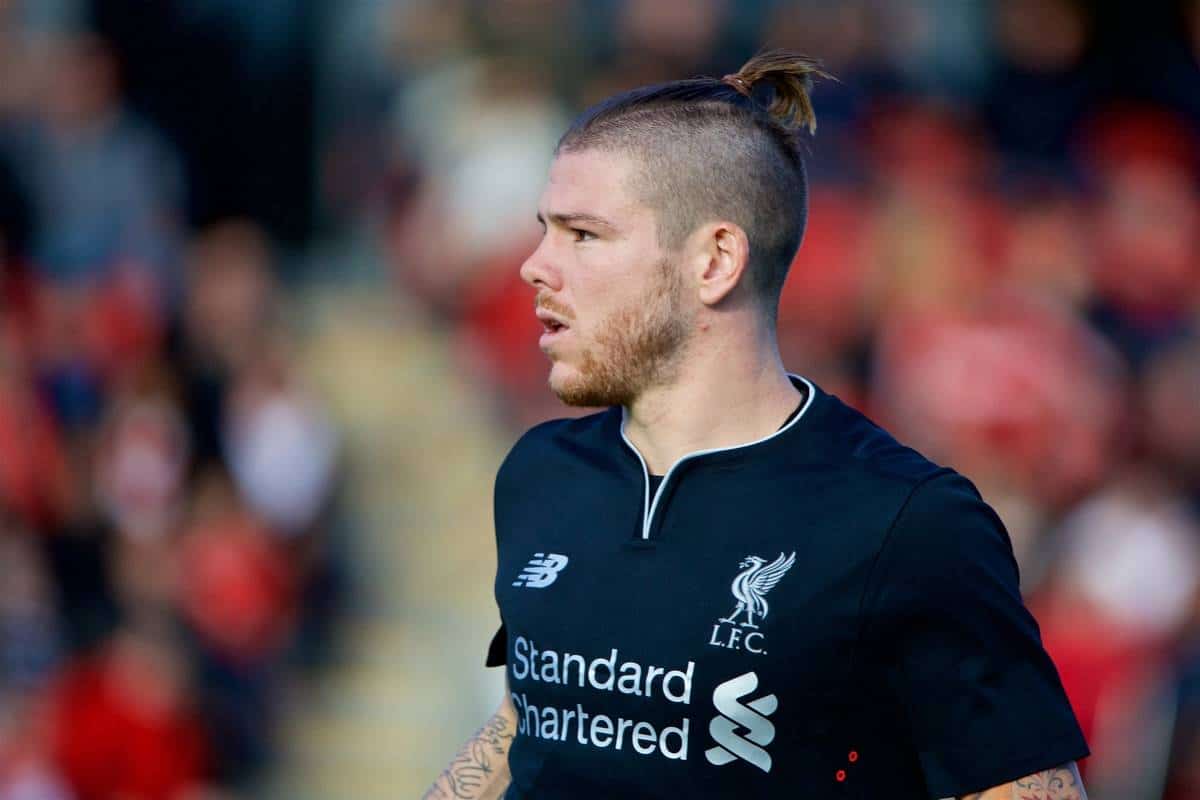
[690,221,751,307]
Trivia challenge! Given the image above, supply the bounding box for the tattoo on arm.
[960,761,1087,800]
[423,709,516,800]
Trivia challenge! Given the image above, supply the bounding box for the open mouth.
[536,305,571,336]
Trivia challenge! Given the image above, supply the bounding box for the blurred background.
[0,0,1198,798]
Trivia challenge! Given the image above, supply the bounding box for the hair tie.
[722,73,751,97]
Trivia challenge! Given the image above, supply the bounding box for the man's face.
[520,149,692,407]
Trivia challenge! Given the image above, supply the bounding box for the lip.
[535,308,570,329]
[539,328,567,350]
[535,309,571,348]
[538,322,570,349]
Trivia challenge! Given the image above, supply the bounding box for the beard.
[550,257,691,408]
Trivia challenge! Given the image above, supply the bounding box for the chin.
[547,361,629,408]
[547,362,585,404]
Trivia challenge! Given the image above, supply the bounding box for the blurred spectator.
[178,470,294,670]
[883,0,991,98]
[93,369,189,542]
[0,322,71,532]
[764,0,899,183]
[386,52,567,302]
[47,622,210,800]
[1143,340,1200,511]
[984,0,1098,172]
[0,521,61,693]
[224,338,338,537]
[4,31,184,294]
[1082,107,1200,372]
[40,444,118,654]
[776,186,872,389]
[998,182,1091,308]
[612,0,729,75]
[33,276,163,434]
[858,102,1005,322]
[1055,473,1200,644]
[177,220,277,470]
[177,469,295,785]
[33,284,107,433]
[1034,470,1200,794]
[0,689,72,800]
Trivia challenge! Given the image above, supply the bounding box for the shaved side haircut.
[557,51,827,322]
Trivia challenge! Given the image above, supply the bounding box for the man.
[425,51,1089,799]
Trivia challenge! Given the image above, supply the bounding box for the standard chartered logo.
[510,635,693,761]
[507,636,781,770]
[704,672,777,773]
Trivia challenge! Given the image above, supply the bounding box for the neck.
[621,325,801,475]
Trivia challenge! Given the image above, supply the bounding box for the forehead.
[540,148,648,223]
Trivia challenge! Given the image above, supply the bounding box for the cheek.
[566,242,658,326]
[576,263,639,313]
[564,276,609,330]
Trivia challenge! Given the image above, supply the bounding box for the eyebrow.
[536,211,616,230]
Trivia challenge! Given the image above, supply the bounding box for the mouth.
[536,309,571,342]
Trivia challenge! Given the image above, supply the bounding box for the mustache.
[535,294,576,321]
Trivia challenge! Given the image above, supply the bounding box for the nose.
[519,236,562,292]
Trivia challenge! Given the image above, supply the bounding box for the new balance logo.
[705,671,777,773]
[512,553,569,588]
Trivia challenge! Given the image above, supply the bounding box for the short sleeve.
[862,472,1089,797]
[486,623,507,667]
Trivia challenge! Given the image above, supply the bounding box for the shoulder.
[802,386,1011,572]
[870,469,1020,611]
[891,470,1008,556]
[495,408,619,489]
[806,386,946,490]
[500,408,616,466]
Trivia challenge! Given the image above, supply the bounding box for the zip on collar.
[619,375,817,540]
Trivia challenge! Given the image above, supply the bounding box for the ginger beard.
[545,257,691,408]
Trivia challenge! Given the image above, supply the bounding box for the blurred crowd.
[1,0,1199,798]
[0,2,342,797]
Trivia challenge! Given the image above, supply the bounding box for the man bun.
[721,50,829,133]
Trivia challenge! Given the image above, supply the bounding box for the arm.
[423,694,517,800]
[960,761,1087,800]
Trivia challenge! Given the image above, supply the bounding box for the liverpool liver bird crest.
[719,552,796,629]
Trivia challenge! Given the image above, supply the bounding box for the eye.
[571,228,596,242]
